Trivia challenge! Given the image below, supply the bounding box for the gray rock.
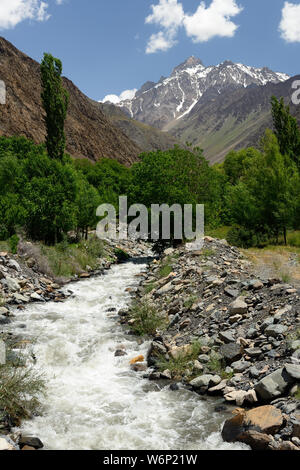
[198,354,210,363]
[284,364,300,381]
[249,366,261,379]
[5,277,20,292]
[0,307,8,316]
[265,324,288,337]
[246,328,258,339]
[7,259,21,272]
[190,374,214,389]
[220,343,243,363]
[30,292,44,302]
[231,360,251,373]
[290,340,300,352]
[229,297,248,315]
[244,347,262,357]
[255,368,295,401]
[0,315,10,325]
[219,330,235,343]
[224,287,239,298]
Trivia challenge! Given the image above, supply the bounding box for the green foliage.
[114,248,130,261]
[41,53,69,160]
[8,235,19,254]
[0,363,45,425]
[129,301,167,336]
[157,341,202,376]
[41,236,105,278]
[271,96,300,168]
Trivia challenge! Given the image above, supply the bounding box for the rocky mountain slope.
[170,75,300,163]
[0,37,140,165]
[98,102,178,152]
[122,237,300,450]
[113,56,289,131]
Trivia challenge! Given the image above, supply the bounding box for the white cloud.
[279,1,300,42]
[146,30,177,54]
[146,0,184,30]
[145,0,243,53]
[101,89,137,104]
[184,0,243,43]
[0,0,67,30]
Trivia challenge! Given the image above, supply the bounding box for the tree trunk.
[283,227,287,246]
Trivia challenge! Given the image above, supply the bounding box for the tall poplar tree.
[41,53,69,160]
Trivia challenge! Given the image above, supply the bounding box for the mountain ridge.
[106,56,289,130]
[0,37,140,165]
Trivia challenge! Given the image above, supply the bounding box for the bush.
[8,235,19,254]
[157,341,202,377]
[227,226,271,248]
[0,364,45,425]
[129,301,167,336]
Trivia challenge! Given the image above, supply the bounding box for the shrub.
[0,364,45,425]
[129,301,167,336]
[157,341,202,377]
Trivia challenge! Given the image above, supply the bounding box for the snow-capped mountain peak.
[105,58,289,130]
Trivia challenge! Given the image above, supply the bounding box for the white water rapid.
[9,260,247,450]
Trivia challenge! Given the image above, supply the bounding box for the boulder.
[255,368,295,401]
[284,363,300,381]
[222,406,283,449]
[229,297,248,315]
[264,324,288,337]
[19,436,44,450]
[7,259,21,272]
[219,343,243,363]
[129,355,144,365]
[231,360,251,373]
[5,277,20,292]
[190,374,214,389]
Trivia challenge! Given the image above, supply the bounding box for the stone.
[131,363,147,372]
[19,436,44,449]
[219,343,243,363]
[26,258,36,268]
[219,330,235,343]
[7,259,21,272]
[30,292,44,302]
[224,287,239,298]
[224,389,257,406]
[222,406,283,449]
[208,379,228,394]
[198,354,210,363]
[229,297,248,315]
[5,277,20,292]
[130,355,144,365]
[22,445,36,450]
[0,315,11,325]
[231,360,251,373]
[249,366,261,379]
[160,369,172,380]
[115,349,127,357]
[255,368,295,401]
[0,307,9,316]
[190,374,214,389]
[291,340,300,352]
[244,347,262,357]
[284,363,300,381]
[265,324,288,337]
[0,436,17,450]
[156,282,173,296]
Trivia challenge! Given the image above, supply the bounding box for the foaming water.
[10,261,247,450]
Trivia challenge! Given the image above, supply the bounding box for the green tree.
[271,96,300,168]
[41,53,69,160]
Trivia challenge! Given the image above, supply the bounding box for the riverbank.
[0,236,151,450]
[0,256,244,451]
[123,237,300,450]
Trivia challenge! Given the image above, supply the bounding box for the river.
[10,259,247,450]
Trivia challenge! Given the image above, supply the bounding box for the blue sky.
[1,0,300,101]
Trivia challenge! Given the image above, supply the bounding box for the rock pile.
[123,237,300,449]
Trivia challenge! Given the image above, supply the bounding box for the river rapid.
[9,259,247,450]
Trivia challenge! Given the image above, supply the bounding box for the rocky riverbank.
[122,237,300,450]
[0,237,151,450]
